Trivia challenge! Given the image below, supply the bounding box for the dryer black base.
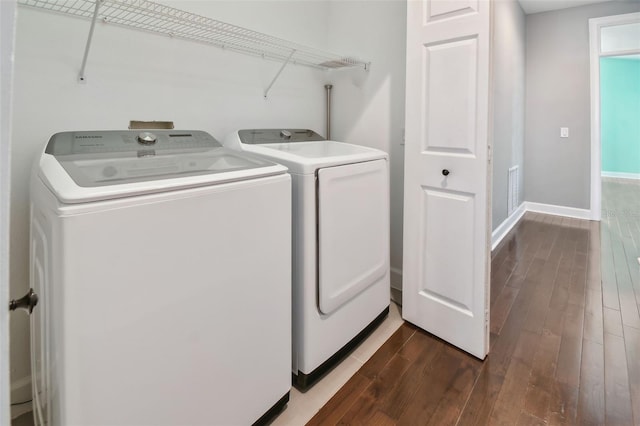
[293,306,390,392]
[252,392,290,426]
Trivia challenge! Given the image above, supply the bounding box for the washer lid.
[39,130,287,203]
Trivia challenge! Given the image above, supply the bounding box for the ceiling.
[518,0,615,15]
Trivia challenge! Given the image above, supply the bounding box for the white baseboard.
[602,171,640,180]
[10,375,32,418]
[390,267,402,290]
[524,201,591,220]
[491,203,526,251]
[11,401,32,419]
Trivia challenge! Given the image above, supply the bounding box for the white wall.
[524,0,640,210]
[1,0,17,422]
[8,0,407,401]
[326,0,407,290]
[492,0,526,230]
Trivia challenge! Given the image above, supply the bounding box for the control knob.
[280,130,292,139]
[137,132,157,145]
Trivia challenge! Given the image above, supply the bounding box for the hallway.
[308,180,640,425]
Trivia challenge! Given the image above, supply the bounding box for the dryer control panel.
[238,129,324,145]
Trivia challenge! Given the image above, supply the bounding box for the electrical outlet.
[560,127,569,138]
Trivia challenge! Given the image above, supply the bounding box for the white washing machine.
[30,130,291,425]
[224,129,390,389]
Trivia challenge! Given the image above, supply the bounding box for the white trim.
[491,203,526,251]
[600,48,640,58]
[10,375,32,419]
[10,402,32,420]
[524,201,592,220]
[10,376,32,418]
[390,267,402,291]
[589,12,640,222]
[490,201,591,253]
[602,171,640,180]
[589,17,601,221]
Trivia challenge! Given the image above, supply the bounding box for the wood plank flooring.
[308,179,640,425]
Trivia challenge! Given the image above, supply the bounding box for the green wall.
[600,57,640,175]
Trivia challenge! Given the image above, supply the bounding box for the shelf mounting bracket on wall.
[78,0,103,83]
[19,0,371,90]
[264,49,295,99]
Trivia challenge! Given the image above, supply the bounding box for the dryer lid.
[228,129,388,175]
[39,130,287,203]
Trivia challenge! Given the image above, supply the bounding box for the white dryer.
[30,130,291,425]
[224,129,390,389]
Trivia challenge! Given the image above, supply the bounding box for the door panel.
[426,0,478,22]
[423,37,478,155]
[420,187,475,315]
[403,0,491,359]
[318,160,389,315]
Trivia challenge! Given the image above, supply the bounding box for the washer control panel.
[46,130,221,156]
[42,130,274,188]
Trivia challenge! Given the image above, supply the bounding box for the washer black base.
[252,392,290,426]
[293,306,390,392]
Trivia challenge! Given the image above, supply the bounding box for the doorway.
[588,12,640,221]
[599,52,640,250]
[589,13,640,356]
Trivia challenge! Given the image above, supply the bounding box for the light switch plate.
[560,127,569,138]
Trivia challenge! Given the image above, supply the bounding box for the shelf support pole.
[264,49,296,98]
[78,0,103,83]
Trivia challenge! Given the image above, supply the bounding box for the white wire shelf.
[17,0,370,73]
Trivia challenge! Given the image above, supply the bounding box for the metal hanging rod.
[18,0,371,87]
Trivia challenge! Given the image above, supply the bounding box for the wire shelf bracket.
[18,0,371,89]
[77,0,102,83]
[264,49,295,99]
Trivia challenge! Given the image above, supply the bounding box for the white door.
[402,0,492,359]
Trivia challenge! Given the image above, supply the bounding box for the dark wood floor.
[308,180,640,425]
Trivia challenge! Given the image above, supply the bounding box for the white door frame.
[589,12,640,220]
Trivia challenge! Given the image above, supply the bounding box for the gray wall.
[492,0,526,231]
[327,0,406,290]
[524,1,640,209]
